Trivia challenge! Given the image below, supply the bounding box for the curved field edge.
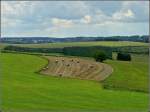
[40,56,113,81]
[1,53,148,111]
[103,54,148,93]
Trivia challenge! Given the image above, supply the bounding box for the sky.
[1,1,149,37]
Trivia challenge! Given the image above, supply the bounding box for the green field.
[1,53,148,112]
[0,41,148,49]
[103,54,148,92]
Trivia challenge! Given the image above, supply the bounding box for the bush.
[4,45,63,54]
[117,53,131,61]
[94,51,107,62]
[4,45,113,59]
[63,46,112,59]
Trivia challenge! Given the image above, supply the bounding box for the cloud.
[80,15,92,24]
[1,1,34,19]
[112,9,134,22]
[51,18,74,28]
[121,1,149,22]
[124,10,134,17]
[1,1,149,37]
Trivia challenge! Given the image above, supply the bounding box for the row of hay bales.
[41,57,102,80]
[43,59,81,69]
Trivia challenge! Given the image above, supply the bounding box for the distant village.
[0,35,149,44]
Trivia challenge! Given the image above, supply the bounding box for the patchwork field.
[0,41,148,49]
[1,53,149,112]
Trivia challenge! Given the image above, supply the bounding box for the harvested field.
[40,56,113,81]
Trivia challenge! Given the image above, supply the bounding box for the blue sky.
[1,1,149,37]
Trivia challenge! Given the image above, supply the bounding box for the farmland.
[1,0,149,111]
[40,56,113,81]
[0,41,149,112]
[0,41,148,49]
[1,53,148,112]
[103,54,149,92]
[2,41,149,58]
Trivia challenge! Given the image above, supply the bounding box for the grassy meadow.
[0,41,148,49]
[103,54,148,92]
[0,53,149,112]
[0,41,149,112]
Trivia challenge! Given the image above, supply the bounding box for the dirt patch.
[40,56,113,81]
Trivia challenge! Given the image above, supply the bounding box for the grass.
[0,41,148,49]
[103,54,148,92]
[0,53,149,112]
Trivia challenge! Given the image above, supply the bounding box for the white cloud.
[1,1,149,37]
[112,9,134,21]
[124,10,134,17]
[92,10,111,24]
[80,15,92,24]
[1,1,34,18]
[51,18,74,28]
[121,1,149,22]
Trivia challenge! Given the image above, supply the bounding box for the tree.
[94,51,107,62]
[117,52,131,61]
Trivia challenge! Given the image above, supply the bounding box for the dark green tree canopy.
[94,51,107,62]
[117,53,131,61]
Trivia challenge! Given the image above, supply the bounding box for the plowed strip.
[40,56,113,81]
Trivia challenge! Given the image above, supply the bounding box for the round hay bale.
[66,64,70,66]
[90,65,94,68]
[70,59,74,62]
[43,67,46,70]
[59,73,62,77]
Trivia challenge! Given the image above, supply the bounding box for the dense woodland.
[3,45,148,59]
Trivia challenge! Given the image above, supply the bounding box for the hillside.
[1,53,148,112]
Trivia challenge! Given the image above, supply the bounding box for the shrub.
[63,46,112,59]
[94,51,107,62]
[117,52,131,61]
[4,45,63,53]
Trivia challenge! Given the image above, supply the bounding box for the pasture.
[0,41,148,49]
[103,54,148,92]
[1,53,149,112]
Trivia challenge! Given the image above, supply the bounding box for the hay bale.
[66,64,70,66]
[55,60,58,63]
[43,66,49,70]
[70,59,74,62]
[59,73,62,77]
[90,65,94,68]
[43,67,46,70]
